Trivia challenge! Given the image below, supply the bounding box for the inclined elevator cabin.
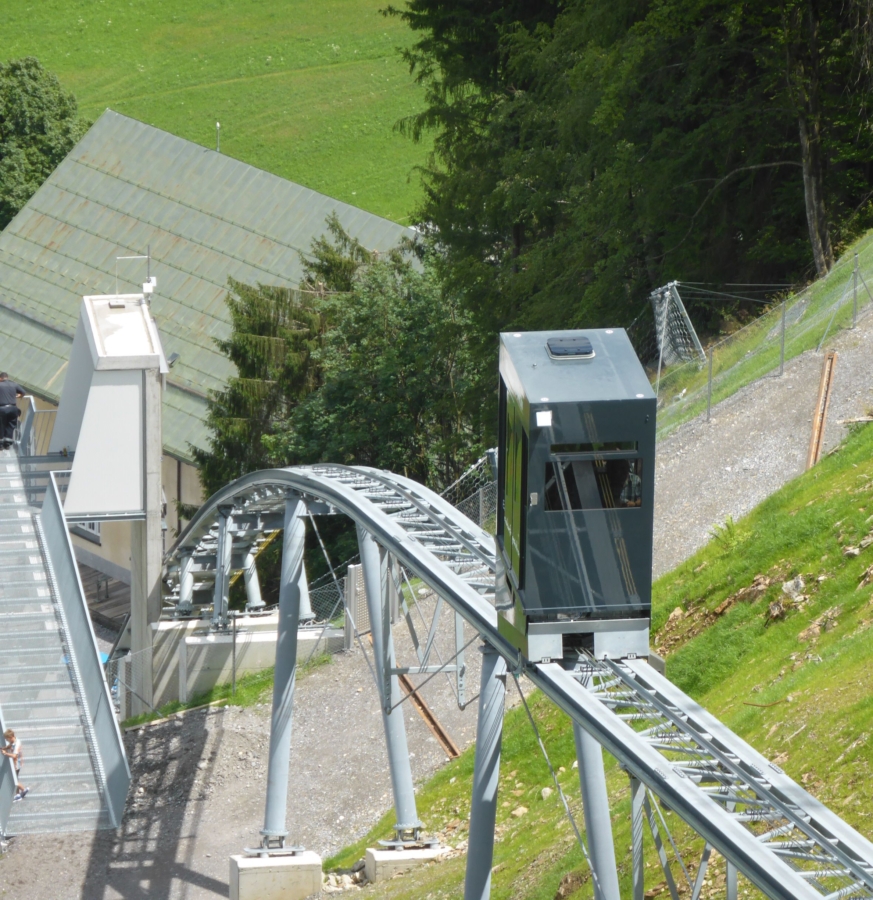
[495,330,657,664]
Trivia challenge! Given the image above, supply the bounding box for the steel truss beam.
[163,465,873,899]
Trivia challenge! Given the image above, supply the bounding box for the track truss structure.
[163,464,873,900]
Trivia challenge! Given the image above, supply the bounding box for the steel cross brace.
[594,659,873,899]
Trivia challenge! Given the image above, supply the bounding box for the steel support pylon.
[212,505,233,628]
[574,722,621,900]
[357,525,421,841]
[464,643,506,900]
[261,494,307,846]
[243,549,264,610]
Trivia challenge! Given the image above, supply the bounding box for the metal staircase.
[0,449,127,834]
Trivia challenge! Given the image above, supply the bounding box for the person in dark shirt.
[0,373,25,446]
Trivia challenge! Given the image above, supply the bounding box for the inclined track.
[164,464,873,899]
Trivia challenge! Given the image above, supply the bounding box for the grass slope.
[332,423,873,899]
[1,0,430,223]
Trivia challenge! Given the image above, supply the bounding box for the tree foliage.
[390,0,873,339]
[192,280,324,497]
[0,57,87,230]
[267,252,487,490]
[196,220,486,499]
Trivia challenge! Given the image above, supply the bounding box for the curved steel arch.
[162,465,873,900]
[164,464,504,647]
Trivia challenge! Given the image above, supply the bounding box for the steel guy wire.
[303,509,349,666]
[395,564,460,704]
[649,784,694,893]
[512,674,604,899]
[304,511,378,686]
[386,634,479,715]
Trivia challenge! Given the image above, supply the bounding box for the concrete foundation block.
[230,851,322,900]
[364,846,447,883]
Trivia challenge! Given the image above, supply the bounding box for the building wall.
[70,456,204,582]
[20,390,205,582]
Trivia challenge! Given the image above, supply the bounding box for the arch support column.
[243,549,264,611]
[212,505,233,628]
[464,643,506,900]
[574,724,621,900]
[261,493,307,847]
[357,525,421,841]
[178,550,194,615]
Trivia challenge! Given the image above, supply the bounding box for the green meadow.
[1,0,431,223]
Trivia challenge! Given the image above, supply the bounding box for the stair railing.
[38,471,130,827]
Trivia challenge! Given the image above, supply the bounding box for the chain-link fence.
[440,452,498,534]
[308,579,345,624]
[654,235,873,438]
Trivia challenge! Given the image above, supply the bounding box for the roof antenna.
[115,251,156,303]
[216,121,220,153]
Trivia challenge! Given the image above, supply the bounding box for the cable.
[387,634,479,714]
[512,675,604,898]
[302,511,346,666]
[304,512,379,686]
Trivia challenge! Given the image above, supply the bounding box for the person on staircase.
[0,373,25,449]
[3,729,28,801]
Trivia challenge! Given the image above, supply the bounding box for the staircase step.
[0,684,76,698]
[5,715,83,728]
[0,662,72,673]
[0,629,63,640]
[15,789,101,801]
[26,771,97,782]
[0,451,121,836]
[26,751,93,762]
[6,808,111,835]
[0,613,53,625]
[0,595,57,607]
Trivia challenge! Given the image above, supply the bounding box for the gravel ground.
[654,313,873,576]
[3,314,871,898]
[1,597,498,900]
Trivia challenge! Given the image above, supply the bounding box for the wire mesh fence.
[653,236,873,438]
[308,579,345,624]
[439,452,498,534]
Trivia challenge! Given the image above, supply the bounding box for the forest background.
[4,0,873,505]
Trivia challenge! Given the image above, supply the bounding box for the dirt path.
[3,315,871,899]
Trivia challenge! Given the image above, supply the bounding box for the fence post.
[854,253,859,329]
[119,654,130,720]
[779,299,786,376]
[706,351,713,422]
[231,612,237,698]
[178,640,188,704]
[343,573,354,651]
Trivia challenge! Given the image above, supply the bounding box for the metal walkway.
[0,450,128,834]
[164,464,873,900]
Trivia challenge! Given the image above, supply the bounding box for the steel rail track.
[163,465,873,899]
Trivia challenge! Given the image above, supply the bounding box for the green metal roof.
[0,110,414,462]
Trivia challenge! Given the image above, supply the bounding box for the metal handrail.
[17,396,57,458]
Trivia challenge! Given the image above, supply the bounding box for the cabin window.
[545,458,643,511]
